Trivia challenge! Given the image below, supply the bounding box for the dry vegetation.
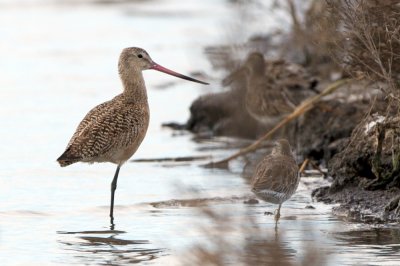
[277,0,400,110]
[327,0,400,109]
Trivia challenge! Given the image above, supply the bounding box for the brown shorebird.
[251,139,299,225]
[57,47,208,226]
[244,53,296,125]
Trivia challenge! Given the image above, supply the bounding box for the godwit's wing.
[66,100,112,148]
[58,95,149,166]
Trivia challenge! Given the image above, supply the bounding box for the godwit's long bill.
[150,63,208,85]
[57,47,208,228]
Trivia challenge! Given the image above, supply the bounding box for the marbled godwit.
[57,47,208,226]
[251,139,299,225]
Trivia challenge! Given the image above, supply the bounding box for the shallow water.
[0,1,399,265]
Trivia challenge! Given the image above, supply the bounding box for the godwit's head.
[119,47,209,85]
[271,139,293,156]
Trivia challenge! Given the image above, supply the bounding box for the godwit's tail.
[57,148,80,167]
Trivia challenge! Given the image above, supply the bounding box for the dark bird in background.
[223,52,317,126]
[57,47,208,227]
[244,53,297,125]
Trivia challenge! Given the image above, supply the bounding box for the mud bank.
[313,186,400,223]
[313,115,400,223]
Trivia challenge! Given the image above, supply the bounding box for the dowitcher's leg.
[274,204,282,223]
[110,164,121,227]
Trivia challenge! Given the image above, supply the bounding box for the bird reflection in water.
[57,229,164,265]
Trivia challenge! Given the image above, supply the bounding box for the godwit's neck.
[119,68,148,103]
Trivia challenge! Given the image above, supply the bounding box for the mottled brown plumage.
[57,47,208,226]
[58,94,149,166]
[251,139,299,224]
[244,53,296,125]
[222,54,316,127]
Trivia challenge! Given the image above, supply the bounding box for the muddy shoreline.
[313,185,400,223]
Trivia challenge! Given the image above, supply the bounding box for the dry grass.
[280,0,343,77]
[266,0,400,108]
[326,0,400,107]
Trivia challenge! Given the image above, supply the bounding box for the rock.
[243,198,259,204]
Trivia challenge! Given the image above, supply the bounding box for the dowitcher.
[244,53,296,125]
[251,139,299,225]
[57,47,208,226]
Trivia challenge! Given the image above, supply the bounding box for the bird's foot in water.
[274,209,281,222]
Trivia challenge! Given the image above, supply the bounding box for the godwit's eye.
[137,54,143,58]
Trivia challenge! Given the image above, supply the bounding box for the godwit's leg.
[110,164,121,227]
